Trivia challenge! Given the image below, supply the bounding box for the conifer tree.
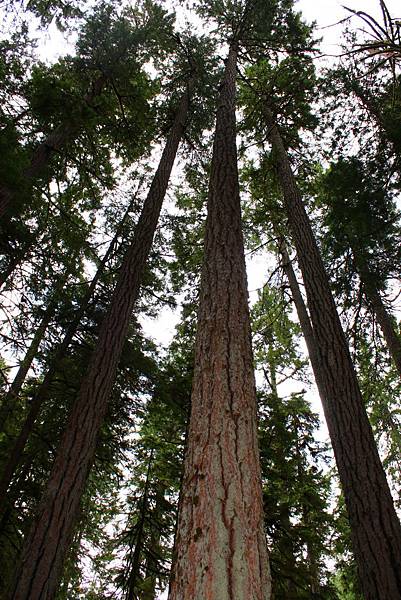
[8,60,196,599]
[318,157,401,377]
[168,38,270,600]
[263,104,401,600]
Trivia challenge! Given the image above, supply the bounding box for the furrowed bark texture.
[365,286,401,377]
[168,47,270,600]
[0,200,133,507]
[266,108,401,600]
[0,75,106,219]
[8,83,192,600]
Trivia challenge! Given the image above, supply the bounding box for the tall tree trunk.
[278,238,327,398]
[7,79,193,600]
[267,361,298,599]
[168,46,270,600]
[0,75,106,220]
[364,285,401,377]
[350,248,401,377]
[144,483,166,600]
[0,198,134,508]
[265,106,401,600]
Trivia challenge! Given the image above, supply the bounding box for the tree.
[263,108,401,600]
[317,157,401,377]
[0,2,161,220]
[0,193,139,509]
[168,39,270,600]
[236,15,401,591]
[251,283,336,599]
[7,60,196,598]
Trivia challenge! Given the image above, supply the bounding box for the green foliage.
[239,55,318,149]
[317,156,401,293]
[252,283,336,599]
[1,0,398,596]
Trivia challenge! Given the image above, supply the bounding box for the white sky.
[2,2,400,596]
[142,0,401,343]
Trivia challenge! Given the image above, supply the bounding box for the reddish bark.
[8,80,193,600]
[168,46,270,600]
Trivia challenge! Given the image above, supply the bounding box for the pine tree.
[263,107,401,600]
[317,157,401,377]
[7,66,195,599]
[168,39,270,600]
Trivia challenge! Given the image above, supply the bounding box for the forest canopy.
[0,0,400,599]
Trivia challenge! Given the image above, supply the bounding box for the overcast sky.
[139,0,401,343]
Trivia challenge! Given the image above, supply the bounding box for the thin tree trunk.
[265,106,401,600]
[0,247,30,289]
[364,285,401,377]
[0,198,134,508]
[144,483,165,600]
[168,46,270,600]
[0,75,106,219]
[0,296,59,432]
[350,248,401,377]
[126,451,153,600]
[8,79,193,600]
[267,361,298,599]
[278,238,326,397]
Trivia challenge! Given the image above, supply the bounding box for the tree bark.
[265,107,401,600]
[0,75,106,219]
[7,80,193,600]
[364,285,401,377]
[168,46,270,600]
[0,198,134,508]
[278,238,327,398]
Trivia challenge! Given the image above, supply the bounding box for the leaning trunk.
[0,245,31,289]
[266,106,401,600]
[168,46,270,600]
[0,199,133,508]
[0,75,106,219]
[278,238,326,398]
[364,285,401,377]
[8,80,193,600]
[0,293,59,432]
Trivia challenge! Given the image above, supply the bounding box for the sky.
[2,2,399,596]
[142,0,401,351]
[34,0,401,62]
